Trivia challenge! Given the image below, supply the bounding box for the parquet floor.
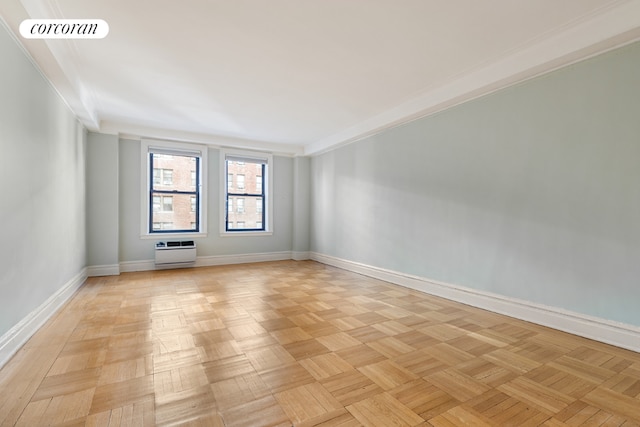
[1,261,640,426]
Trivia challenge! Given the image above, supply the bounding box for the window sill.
[220,231,273,237]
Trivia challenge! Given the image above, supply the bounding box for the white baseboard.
[119,259,155,273]
[292,251,311,261]
[87,264,120,277]
[0,268,88,369]
[116,251,297,274]
[196,251,293,267]
[310,252,640,353]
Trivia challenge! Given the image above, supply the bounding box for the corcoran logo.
[19,19,109,39]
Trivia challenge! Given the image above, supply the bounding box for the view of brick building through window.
[226,161,264,230]
[151,154,197,231]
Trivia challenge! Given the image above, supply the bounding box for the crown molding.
[304,1,640,156]
[99,120,304,157]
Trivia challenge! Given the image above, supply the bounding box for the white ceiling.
[2,0,640,155]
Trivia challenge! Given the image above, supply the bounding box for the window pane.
[162,196,173,212]
[151,154,196,192]
[153,169,161,185]
[151,193,197,231]
[223,153,268,232]
[226,195,264,231]
[163,169,173,185]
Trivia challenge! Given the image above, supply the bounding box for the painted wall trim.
[196,251,292,267]
[119,259,155,273]
[117,251,299,274]
[310,252,640,353]
[87,264,120,277]
[304,2,640,155]
[292,251,311,261]
[0,268,87,369]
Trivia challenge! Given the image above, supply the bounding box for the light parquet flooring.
[1,260,640,426]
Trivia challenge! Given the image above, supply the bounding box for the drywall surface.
[86,132,119,267]
[0,23,86,337]
[118,139,295,263]
[292,156,311,254]
[310,41,640,326]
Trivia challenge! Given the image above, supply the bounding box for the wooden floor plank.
[0,260,639,426]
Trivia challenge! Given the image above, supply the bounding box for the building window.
[221,149,272,234]
[153,168,173,186]
[153,195,174,212]
[142,139,208,237]
[153,222,173,230]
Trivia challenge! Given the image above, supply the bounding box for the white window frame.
[140,139,208,239]
[220,148,273,236]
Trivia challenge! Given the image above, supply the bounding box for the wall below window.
[0,22,87,358]
[310,41,640,328]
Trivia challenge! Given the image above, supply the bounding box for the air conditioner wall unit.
[155,241,196,269]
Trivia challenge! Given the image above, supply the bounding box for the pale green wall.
[310,41,640,326]
[292,157,311,254]
[0,23,87,337]
[86,132,119,266]
[116,138,296,263]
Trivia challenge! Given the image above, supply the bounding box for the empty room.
[1,1,640,426]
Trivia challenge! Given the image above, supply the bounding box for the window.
[141,139,208,237]
[153,168,173,186]
[153,222,173,230]
[153,195,173,212]
[221,149,272,234]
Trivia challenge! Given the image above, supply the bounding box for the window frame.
[220,149,273,236]
[140,139,208,239]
